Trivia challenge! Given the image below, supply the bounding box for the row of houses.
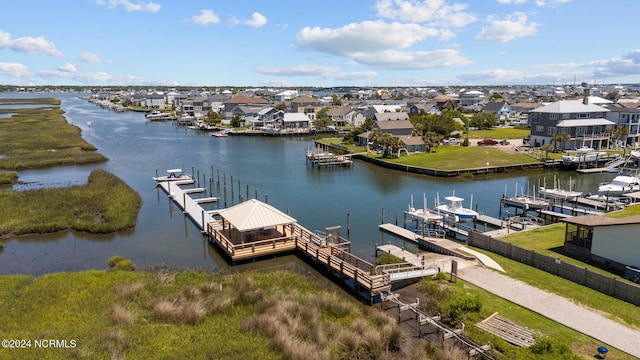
[92,85,640,150]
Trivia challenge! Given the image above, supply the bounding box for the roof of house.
[290,95,321,104]
[374,119,413,130]
[326,107,351,116]
[224,94,269,105]
[218,199,296,232]
[373,112,409,121]
[398,135,425,146]
[531,100,610,113]
[483,101,509,112]
[561,214,640,227]
[283,113,310,122]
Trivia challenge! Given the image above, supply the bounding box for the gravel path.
[458,266,640,358]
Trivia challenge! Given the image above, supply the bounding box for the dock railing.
[207,222,297,260]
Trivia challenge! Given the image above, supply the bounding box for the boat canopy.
[444,196,465,202]
[167,168,183,173]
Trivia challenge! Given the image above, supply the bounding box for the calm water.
[0,93,616,275]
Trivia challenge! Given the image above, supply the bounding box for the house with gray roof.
[529,98,612,149]
[372,111,409,122]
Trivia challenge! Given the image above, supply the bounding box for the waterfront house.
[178,96,212,118]
[326,106,352,126]
[346,109,366,127]
[529,98,613,149]
[603,103,640,147]
[249,107,282,129]
[562,214,640,272]
[363,104,402,119]
[276,113,311,132]
[223,95,270,118]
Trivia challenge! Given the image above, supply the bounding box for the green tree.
[422,132,443,153]
[551,132,570,151]
[489,93,503,102]
[541,143,554,160]
[331,94,342,106]
[231,114,242,128]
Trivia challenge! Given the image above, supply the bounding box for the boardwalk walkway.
[458,266,640,358]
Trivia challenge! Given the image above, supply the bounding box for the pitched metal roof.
[218,199,296,232]
[531,100,610,113]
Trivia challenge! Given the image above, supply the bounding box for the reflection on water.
[0,93,618,276]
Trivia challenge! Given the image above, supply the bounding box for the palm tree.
[541,143,555,161]
[368,129,384,153]
[551,132,570,151]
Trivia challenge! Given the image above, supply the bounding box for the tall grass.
[0,99,107,170]
[0,169,141,236]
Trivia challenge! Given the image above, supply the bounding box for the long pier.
[157,177,392,302]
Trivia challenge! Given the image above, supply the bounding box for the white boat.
[630,150,640,161]
[212,131,228,137]
[153,168,194,182]
[405,194,443,223]
[435,192,478,221]
[538,176,582,201]
[146,111,173,121]
[502,183,549,210]
[598,170,640,196]
[561,147,606,166]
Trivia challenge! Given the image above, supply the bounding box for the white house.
[562,214,640,272]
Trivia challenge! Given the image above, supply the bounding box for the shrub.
[181,300,207,325]
[108,255,125,268]
[114,260,135,271]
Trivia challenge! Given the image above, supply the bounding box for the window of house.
[549,113,558,120]
[577,113,589,118]
[576,127,586,136]
[562,113,570,119]
[535,125,544,133]
[547,127,557,135]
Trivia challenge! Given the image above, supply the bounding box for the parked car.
[477,139,499,146]
[442,137,460,145]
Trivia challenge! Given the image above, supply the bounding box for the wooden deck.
[158,175,390,299]
[476,314,537,348]
[207,221,391,296]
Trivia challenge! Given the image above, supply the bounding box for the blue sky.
[1,0,639,87]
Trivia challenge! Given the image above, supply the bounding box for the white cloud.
[352,49,471,69]
[475,12,538,42]
[297,21,442,57]
[0,62,29,78]
[58,63,77,73]
[80,52,110,63]
[255,64,376,81]
[591,50,640,78]
[536,0,571,6]
[0,29,62,57]
[96,0,160,12]
[37,69,114,83]
[242,12,268,28]
[374,0,477,27]
[498,0,527,4]
[191,9,220,25]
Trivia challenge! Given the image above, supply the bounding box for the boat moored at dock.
[435,192,478,221]
[153,168,194,182]
[405,194,443,223]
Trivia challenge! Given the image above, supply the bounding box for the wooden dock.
[157,176,390,301]
[306,152,353,167]
[379,223,474,259]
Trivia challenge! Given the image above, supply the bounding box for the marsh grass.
[0,169,141,236]
[0,171,18,184]
[109,304,135,326]
[0,98,107,170]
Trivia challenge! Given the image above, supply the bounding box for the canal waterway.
[0,93,617,275]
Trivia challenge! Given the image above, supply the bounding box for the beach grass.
[0,268,406,360]
[0,171,19,184]
[0,169,141,236]
[0,98,107,170]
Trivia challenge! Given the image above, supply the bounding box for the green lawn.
[386,145,539,170]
